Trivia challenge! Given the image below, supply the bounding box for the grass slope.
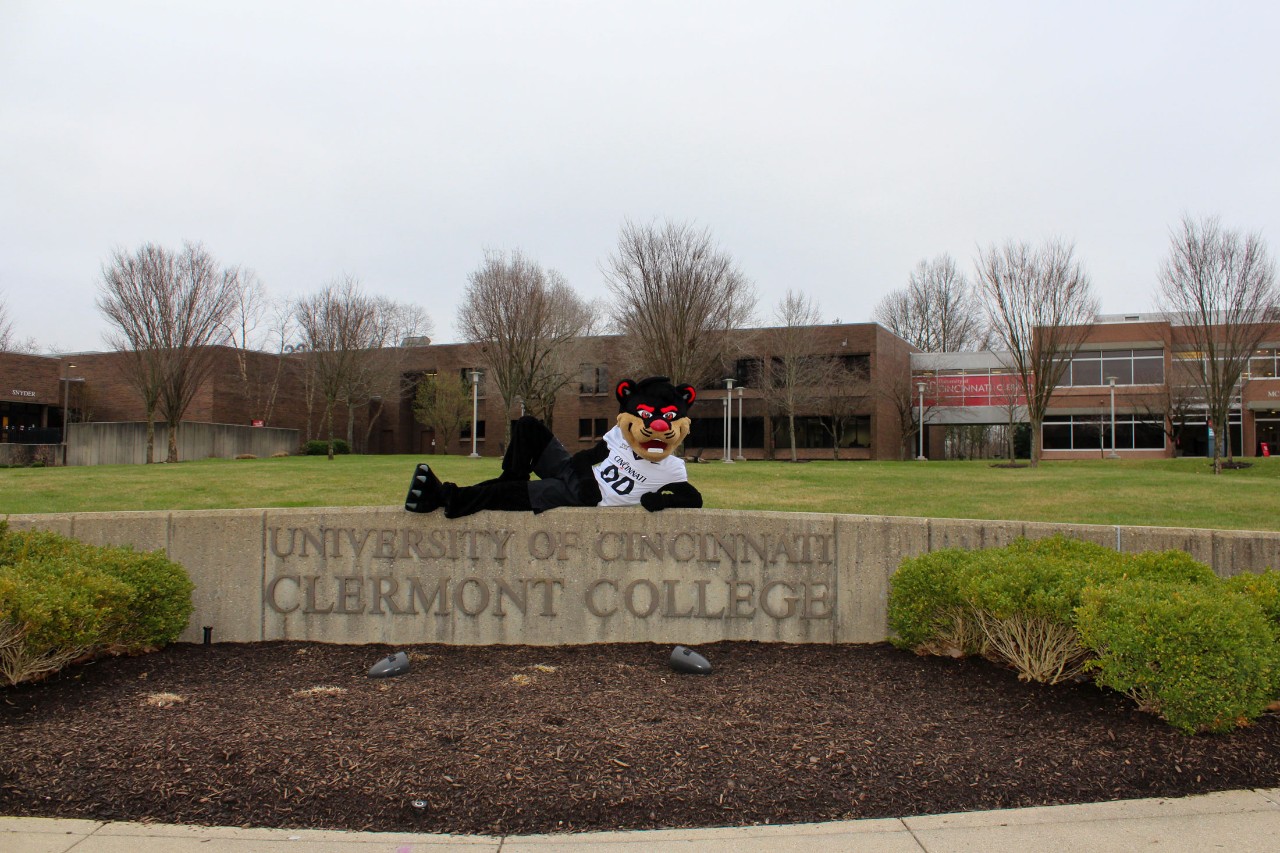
[2,455,1277,531]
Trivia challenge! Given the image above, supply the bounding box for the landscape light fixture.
[61,361,76,466]
[1107,376,1119,459]
[469,370,481,458]
[722,377,736,463]
[916,381,927,461]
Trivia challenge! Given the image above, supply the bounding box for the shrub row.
[888,536,1280,734]
[0,520,194,686]
[302,439,350,455]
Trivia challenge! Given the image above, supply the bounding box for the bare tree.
[343,297,432,452]
[875,357,936,460]
[0,298,38,353]
[99,247,166,462]
[1133,383,1198,456]
[975,239,1098,467]
[292,277,431,458]
[815,359,871,460]
[457,249,596,442]
[758,291,831,461]
[1155,215,1279,473]
[222,271,289,427]
[875,255,989,351]
[412,373,472,454]
[0,296,10,351]
[604,219,756,388]
[97,242,242,463]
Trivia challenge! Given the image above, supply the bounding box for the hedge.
[1078,579,1280,734]
[302,438,351,455]
[0,521,194,686]
[888,535,1280,733]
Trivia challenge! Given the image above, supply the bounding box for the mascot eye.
[663,412,677,421]
[638,410,652,419]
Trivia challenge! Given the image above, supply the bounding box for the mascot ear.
[677,384,696,406]
[615,379,636,404]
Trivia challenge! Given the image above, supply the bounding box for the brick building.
[1,323,919,462]
[913,313,1280,459]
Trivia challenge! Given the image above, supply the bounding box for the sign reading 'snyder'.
[264,525,835,622]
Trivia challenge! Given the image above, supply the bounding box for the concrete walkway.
[5,788,1280,853]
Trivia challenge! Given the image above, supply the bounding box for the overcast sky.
[2,1,1277,354]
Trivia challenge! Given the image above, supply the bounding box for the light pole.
[916,381,927,461]
[722,377,735,463]
[61,361,76,466]
[469,370,481,458]
[736,385,745,461]
[1106,376,1119,459]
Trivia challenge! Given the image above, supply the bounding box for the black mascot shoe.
[404,463,444,513]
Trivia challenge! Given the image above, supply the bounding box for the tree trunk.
[788,412,797,462]
[325,404,336,461]
[145,414,155,465]
[166,418,179,463]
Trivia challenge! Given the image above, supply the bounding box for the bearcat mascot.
[404,376,703,519]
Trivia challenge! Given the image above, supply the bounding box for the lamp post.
[916,381,927,461]
[469,370,481,458]
[1106,376,1119,459]
[736,385,745,461]
[725,377,736,456]
[61,361,76,466]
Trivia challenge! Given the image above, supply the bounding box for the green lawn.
[2,455,1277,532]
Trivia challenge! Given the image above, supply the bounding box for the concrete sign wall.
[6,508,1280,646]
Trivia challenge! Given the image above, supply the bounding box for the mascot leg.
[443,480,531,518]
[500,415,558,481]
[404,417,568,518]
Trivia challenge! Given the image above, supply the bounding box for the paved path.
[5,788,1279,852]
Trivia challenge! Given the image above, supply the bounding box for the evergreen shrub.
[0,521,194,685]
[302,439,350,455]
[1077,579,1280,734]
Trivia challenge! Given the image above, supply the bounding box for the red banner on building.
[920,374,1027,408]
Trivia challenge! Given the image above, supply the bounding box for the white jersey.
[591,426,690,507]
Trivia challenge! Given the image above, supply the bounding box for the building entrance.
[1256,412,1280,456]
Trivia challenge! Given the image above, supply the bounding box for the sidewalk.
[5,788,1280,853]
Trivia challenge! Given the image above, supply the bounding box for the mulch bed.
[3,641,1280,836]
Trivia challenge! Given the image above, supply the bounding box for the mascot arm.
[570,439,609,471]
[639,481,703,512]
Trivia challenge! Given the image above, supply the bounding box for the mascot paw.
[640,491,667,512]
[404,463,444,513]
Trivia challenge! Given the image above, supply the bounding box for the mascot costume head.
[614,376,696,461]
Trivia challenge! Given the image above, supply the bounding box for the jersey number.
[599,465,635,495]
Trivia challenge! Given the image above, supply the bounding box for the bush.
[235,453,258,460]
[1226,570,1280,639]
[1077,579,1280,734]
[888,548,984,658]
[0,521,194,685]
[271,450,290,458]
[890,536,1126,682]
[1125,549,1219,586]
[302,439,350,456]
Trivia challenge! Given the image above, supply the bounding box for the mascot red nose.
[405,376,703,518]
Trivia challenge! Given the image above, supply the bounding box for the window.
[686,416,766,449]
[1062,349,1164,387]
[579,364,609,394]
[733,358,762,388]
[578,417,610,440]
[1042,415,1164,451]
[1249,349,1279,379]
[771,416,872,449]
[840,354,871,379]
[459,420,486,440]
